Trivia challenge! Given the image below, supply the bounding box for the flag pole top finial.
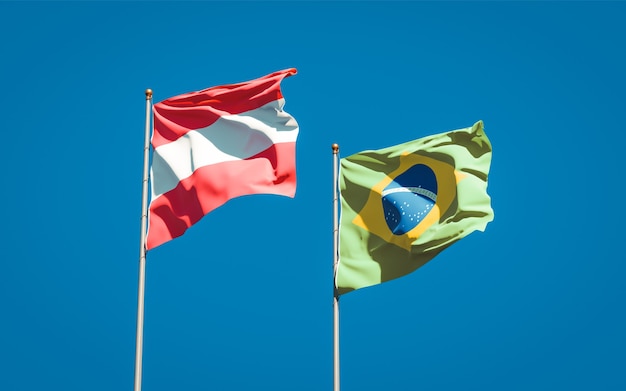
[332,144,339,154]
[145,89,153,99]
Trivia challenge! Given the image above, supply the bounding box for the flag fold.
[337,121,493,294]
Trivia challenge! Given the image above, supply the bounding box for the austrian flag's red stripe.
[152,68,297,148]
[146,143,296,250]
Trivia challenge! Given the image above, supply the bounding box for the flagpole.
[332,143,340,391]
[134,88,152,391]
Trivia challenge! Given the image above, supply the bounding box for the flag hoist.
[134,88,152,391]
[332,143,340,391]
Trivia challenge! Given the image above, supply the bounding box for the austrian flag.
[146,69,299,250]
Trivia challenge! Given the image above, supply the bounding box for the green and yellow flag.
[337,121,493,295]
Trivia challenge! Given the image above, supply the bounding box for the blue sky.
[1,1,625,390]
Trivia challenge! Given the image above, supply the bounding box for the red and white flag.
[146,69,299,250]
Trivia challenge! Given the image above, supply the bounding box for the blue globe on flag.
[381,164,438,235]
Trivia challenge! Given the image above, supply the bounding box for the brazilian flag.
[337,121,493,295]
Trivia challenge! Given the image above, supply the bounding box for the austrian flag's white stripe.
[151,99,298,200]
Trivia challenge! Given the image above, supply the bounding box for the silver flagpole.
[134,88,153,391]
[332,143,340,391]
